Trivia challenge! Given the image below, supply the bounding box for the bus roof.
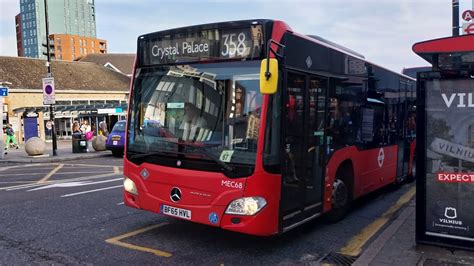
[307,35,365,59]
[138,19,274,40]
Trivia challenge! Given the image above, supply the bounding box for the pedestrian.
[80,119,93,138]
[98,121,109,136]
[72,121,82,135]
[5,124,19,150]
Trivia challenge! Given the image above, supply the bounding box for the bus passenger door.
[304,76,327,215]
[281,72,306,229]
[280,72,326,231]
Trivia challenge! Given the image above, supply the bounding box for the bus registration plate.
[161,204,192,220]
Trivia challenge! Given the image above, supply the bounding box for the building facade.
[15,14,24,57]
[0,56,130,143]
[16,0,97,59]
[50,34,106,61]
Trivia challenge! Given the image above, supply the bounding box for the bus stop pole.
[44,0,57,156]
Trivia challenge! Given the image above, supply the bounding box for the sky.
[0,0,473,73]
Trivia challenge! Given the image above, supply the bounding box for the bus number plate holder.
[161,204,192,220]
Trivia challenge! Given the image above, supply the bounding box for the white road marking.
[28,178,123,191]
[117,202,124,205]
[0,181,40,184]
[61,185,123,198]
[53,171,112,175]
[0,163,56,172]
[1,172,119,191]
[0,172,46,176]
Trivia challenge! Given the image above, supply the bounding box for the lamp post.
[453,0,460,36]
[44,0,57,156]
[0,81,12,160]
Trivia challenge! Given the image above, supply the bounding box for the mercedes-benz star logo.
[170,187,182,202]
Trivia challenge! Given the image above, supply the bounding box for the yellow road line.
[113,166,120,174]
[339,185,416,257]
[105,223,172,257]
[38,164,64,183]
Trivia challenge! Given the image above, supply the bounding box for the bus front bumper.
[123,189,279,236]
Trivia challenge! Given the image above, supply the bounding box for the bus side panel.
[355,145,398,196]
[323,145,398,213]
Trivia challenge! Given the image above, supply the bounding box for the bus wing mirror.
[260,58,279,94]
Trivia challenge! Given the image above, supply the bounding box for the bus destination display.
[139,26,263,65]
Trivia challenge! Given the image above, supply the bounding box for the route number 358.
[221,32,249,58]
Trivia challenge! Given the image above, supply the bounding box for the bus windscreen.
[127,61,262,176]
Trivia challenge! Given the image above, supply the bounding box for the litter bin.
[72,133,88,153]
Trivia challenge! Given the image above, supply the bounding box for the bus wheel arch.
[326,160,354,222]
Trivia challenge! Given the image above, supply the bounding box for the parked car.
[106,120,126,157]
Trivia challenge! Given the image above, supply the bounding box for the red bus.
[123,19,416,236]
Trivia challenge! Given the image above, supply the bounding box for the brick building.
[49,34,107,61]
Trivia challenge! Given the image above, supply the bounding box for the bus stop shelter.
[413,34,474,251]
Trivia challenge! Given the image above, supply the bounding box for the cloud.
[0,0,20,56]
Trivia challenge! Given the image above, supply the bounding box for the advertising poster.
[424,78,474,243]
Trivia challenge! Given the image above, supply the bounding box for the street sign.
[42,77,56,105]
[0,87,8,97]
[462,22,474,35]
[462,10,473,21]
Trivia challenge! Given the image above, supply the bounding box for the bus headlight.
[124,177,138,195]
[225,197,267,216]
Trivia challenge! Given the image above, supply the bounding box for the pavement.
[1,139,114,163]
[353,197,474,266]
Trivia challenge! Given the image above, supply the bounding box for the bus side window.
[361,104,385,148]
